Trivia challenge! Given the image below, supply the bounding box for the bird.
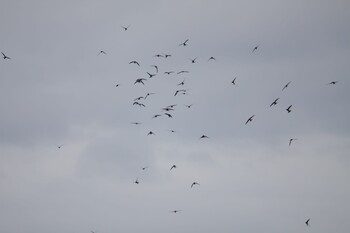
[164,71,174,75]
[167,104,177,108]
[177,79,185,86]
[147,72,156,78]
[208,56,216,61]
[134,177,139,184]
[1,52,11,59]
[164,113,173,118]
[170,210,181,213]
[252,44,260,53]
[245,115,255,125]
[97,50,107,55]
[270,98,279,107]
[152,114,161,118]
[282,81,291,91]
[191,182,200,188]
[174,89,187,96]
[190,57,197,63]
[134,78,146,85]
[163,53,172,58]
[151,65,158,73]
[134,96,144,101]
[154,54,164,58]
[131,122,142,125]
[185,104,193,108]
[56,144,64,149]
[162,107,174,111]
[289,138,297,146]
[327,81,338,85]
[170,165,177,171]
[177,70,189,74]
[168,130,177,133]
[144,92,155,99]
[129,60,140,66]
[133,102,146,107]
[115,84,120,87]
[305,218,310,227]
[199,135,209,139]
[232,77,237,85]
[147,131,155,136]
[179,39,189,46]
[122,25,130,31]
[286,105,292,113]
[142,166,148,170]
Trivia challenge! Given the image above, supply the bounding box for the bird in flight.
[286,105,292,113]
[142,166,148,170]
[131,122,142,125]
[147,131,155,136]
[178,79,185,86]
[270,98,279,107]
[164,71,174,75]
[170,210,181,213]
[129,60,140,66]
[208,56,216,61]
[154,54,164,58]
[115,84,120,87]
[289,138,297,146]
[252,44,260,53]
[152,114,161,118]
[151,65,158,73]
[190,57,197,63]
[245,115,255,125]
[98,50,107,56]
[185,104,193,109]
[177,70,189,74]
[305,218,310,227]
[168,130,177,133]
[170,165,177,171]
[327,81,338,85]
[144,92,155,99]
[147,72,156,78]
[174,89,188,96]
[282,81,291,91]
[163,53,172,58]
[232,77,237,85]
[122,25,130,31]
[164,113,173,118]
[134,96,144,101]
[133,101,145,107]
[134,177,139,184]
[179,39,189,46]
[191,182,200,188]
[134,78,146,85]
[56,144,64,149]
[2,52,11,59]
[199,135,209,139]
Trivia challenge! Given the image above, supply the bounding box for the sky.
[0,0,349,232]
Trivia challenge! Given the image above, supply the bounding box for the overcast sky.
[0,0,349,233]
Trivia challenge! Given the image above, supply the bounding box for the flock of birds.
[1,23,340,231]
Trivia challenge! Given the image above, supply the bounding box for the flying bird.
[190,57,197,63]
[142,166,148,170]
[282,81,291,91]
[191,182,200,188]
[151,65,158,73]
[152,114,161,118]
[232,77,237,85]
[208,56,216,61]
[131,122,142,125]
[129,60,140,66]
[170,210,181,213]
[289,138,297,146]
[286,105,292,113]
[154,54,164,58]
[147,72,156,78]
[134,78,146,85]
[177,79,185,86]
[97,50,107,55]
[163,53,172,58]
[144,92,155,99]
[168,130,177,133]
[1,52,10,59]
[134,177,139,184]
[199,135,209,139]
[305,218,310,227]
[164,71,174,75]
[327,81,338,85]
[122,25,130,31]
[252,44,260,53]
[177,70,189,74]
[134,96,144,101]
[56,144,64,149]
[179,39,189,46]
[270,98,279,107]
[147,131,155,136]
[164,113,173,118]
[245,115,255,125]
[170,165,177,171]
[185,104,193,108]
[115,84,120,87]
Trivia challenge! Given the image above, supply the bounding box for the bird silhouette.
[185,104,193,108]
[270,98,279,107]
[191,182,200,188]
[56,144,64,149]
[154,54,164,58]
[289,138,297,146]
[177,70,189,74]
[163,53,172,58]
[147,131,155,136]
[1,52,11,59]
[164,113,173,118]
[199,135,209,139]
[168,130,177,133]
[134,78,146,85]
[164,71,174,75]
[122,25,130,31]
[170,210,181,213]
[245,115,255,125]
[170,165,177,171]
[134,177,139,184]
[286,105,292,113]
[208,56,216,61]
[97,50,106,55]
[142,166,148,170]
[134,96,144,101]
[282,81,291,91]
[252,45,260,53]
[129,60,140,66]
[190,57,197,63]
[152,114,161,118]
[179,39,189,46]
[151,65,158,73]
[147,72,156,78]
[115,84,120,87]
[305,218,310,227]
[327,81,338,85]
[144,92,155,99]
[177,79,185,86]
[232,77,237,85]
[131,122,142,125]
